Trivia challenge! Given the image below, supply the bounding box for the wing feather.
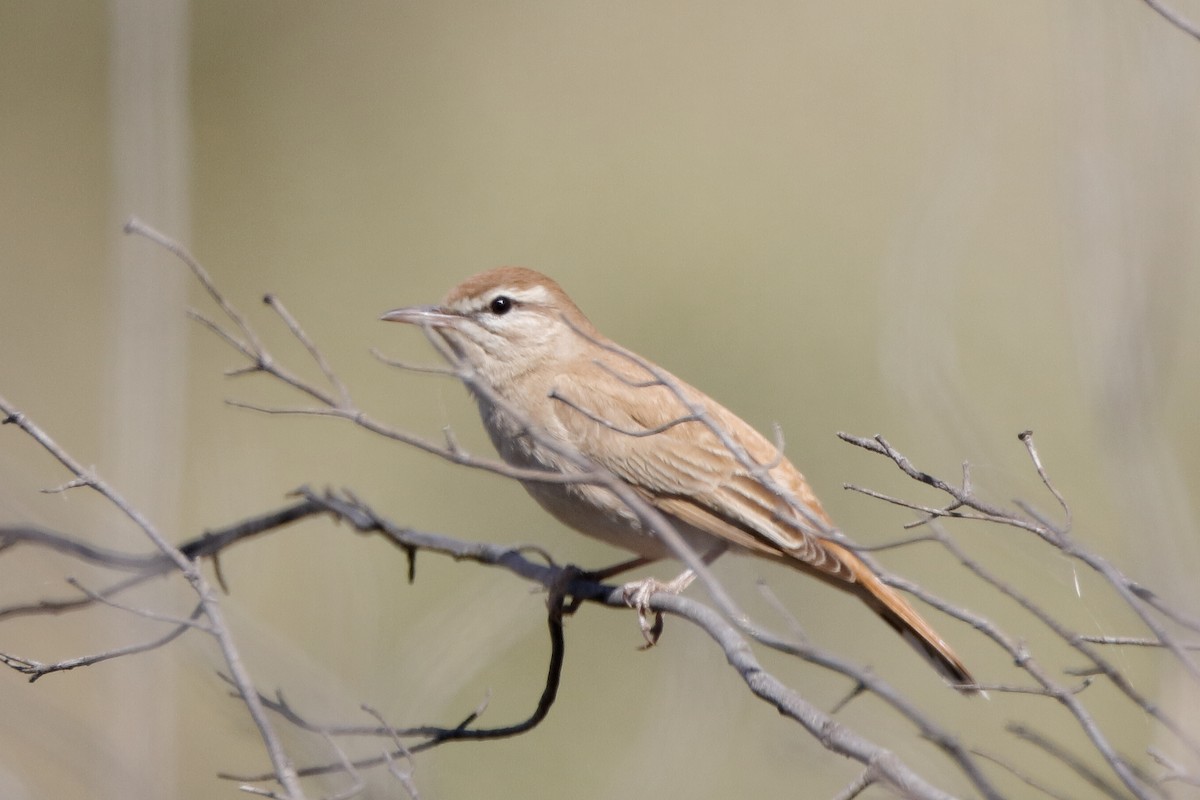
[545,345,976,691]
[550,358,855,582]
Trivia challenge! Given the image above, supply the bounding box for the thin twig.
[126,217,266,354]
[1007,724,1137,800]
[1,610,197,682]
[369,347,457,377]
[548,388,702,437]
[970,748,1075,800]
[263,293,352,409]
[227,573,571,782]
[1139,0,1200,41]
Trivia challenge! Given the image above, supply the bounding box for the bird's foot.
[621,570,697,648]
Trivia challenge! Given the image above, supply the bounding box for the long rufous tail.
[849,559,977,694]
[803,539,977,693]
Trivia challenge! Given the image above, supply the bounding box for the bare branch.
[7,221,1196,798]
[970,748,1075,800]
[226,574,570,784]
[1007,724,1138,800]
[1149,747,1200,789]
[65,579,213,632]
[1018,430,1072,529]
[842,429,1200,685]
[1079,635,1200,649]
[0,524,163,570]
[1,610,195,682]
[263,293,353,409]
[1139,0,1200,41]
[369,347,457,377]
[126,217,266,354]
[548,387,703,437]
[3,390,305,794]
[829,771,873,800]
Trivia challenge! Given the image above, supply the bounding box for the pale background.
[2,2,1199,798]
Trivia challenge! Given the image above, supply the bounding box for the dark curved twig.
[224,580,570,783]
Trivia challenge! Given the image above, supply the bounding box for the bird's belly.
[479,398,720,561]
[522,479,720,563]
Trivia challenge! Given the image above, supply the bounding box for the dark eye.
[489,295,513,315]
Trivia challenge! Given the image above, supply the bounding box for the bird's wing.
[550,358,977,691]
[549,362,854,581]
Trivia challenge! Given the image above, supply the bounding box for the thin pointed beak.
[380,305,461,327]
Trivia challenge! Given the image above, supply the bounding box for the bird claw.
[622,579,667,647]
[621,570,696,648]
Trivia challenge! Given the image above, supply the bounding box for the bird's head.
[382,267,599,387]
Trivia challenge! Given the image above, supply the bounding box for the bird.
[382,267,976,692]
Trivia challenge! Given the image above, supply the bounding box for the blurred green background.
[3,2,1199,798]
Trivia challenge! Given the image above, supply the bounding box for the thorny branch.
[0,219,1196,799]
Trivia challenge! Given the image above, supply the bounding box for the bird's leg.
[583,555,657,582]
[622,543,728,647]
[541,557,660,617]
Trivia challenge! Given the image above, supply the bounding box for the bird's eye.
[489,295,513,315]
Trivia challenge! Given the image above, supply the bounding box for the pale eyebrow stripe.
[447,284,552,313]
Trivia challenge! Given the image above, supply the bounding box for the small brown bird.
[383,267,975,692]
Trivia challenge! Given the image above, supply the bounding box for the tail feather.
[803,539,978,693]
[852,565,978,694]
